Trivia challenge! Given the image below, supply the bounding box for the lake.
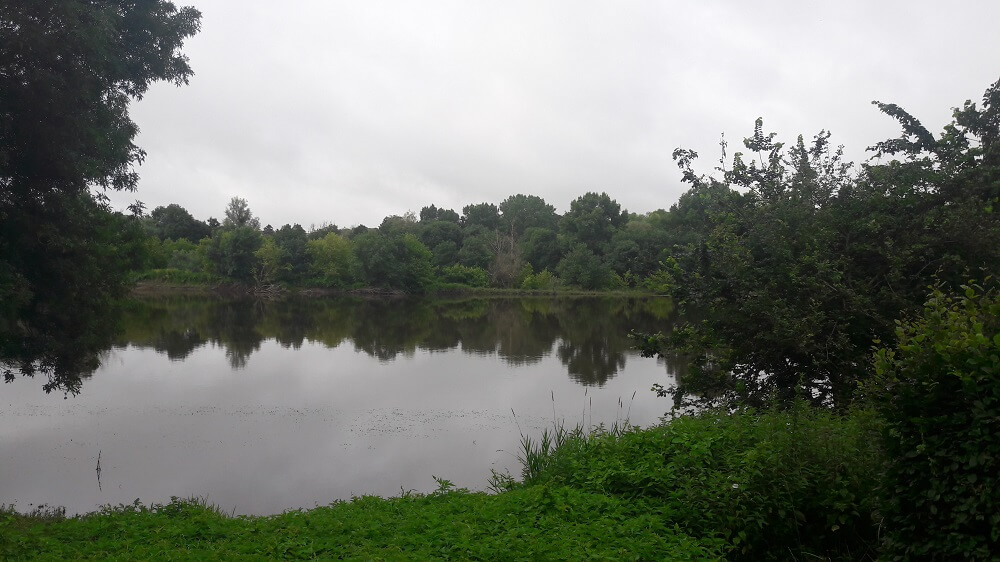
[1,295,681,515]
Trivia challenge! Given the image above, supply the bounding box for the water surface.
[1,295,680,515]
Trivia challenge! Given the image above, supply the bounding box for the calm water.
[1,295,681,515]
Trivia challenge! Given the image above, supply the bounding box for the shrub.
[520,269,560,291]
[307,233,360,289]
[520,405,884,560]
[872,282,1000,560]
[556,244,613,290]
[642,257,683,294]
[163,239,204,272]
[438,264,489,288]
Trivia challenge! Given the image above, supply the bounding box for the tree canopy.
[637,77,1000,409]
[146,203,211,242]
[1,1,201,390]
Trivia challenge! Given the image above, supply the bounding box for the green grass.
[2,406,884,560]
[1,487,722,560]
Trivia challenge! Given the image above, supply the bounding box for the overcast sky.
[112,0,1000,229]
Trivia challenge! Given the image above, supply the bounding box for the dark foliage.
[145,204,210,242]
[636,78,1000,409]
[0,0,201,391]
[871,282,1000,560]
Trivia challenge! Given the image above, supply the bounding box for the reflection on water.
[1,295,682,515]
[118,295,679,386]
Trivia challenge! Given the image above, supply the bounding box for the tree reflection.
[205,300,264,369]
[2,301,124,395]
[557,340,626,386]
[11,294,682,392]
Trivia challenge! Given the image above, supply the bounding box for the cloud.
[116,0,1000,228]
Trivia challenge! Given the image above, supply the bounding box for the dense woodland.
[2,1,998,559]
[139,191,665,292]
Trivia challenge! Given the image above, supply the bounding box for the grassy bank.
[518,405,885,560]
[1,487,720,560]
[130,273,660,298]
[2,406,884,560]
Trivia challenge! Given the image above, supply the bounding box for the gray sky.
[113,0,1000,229]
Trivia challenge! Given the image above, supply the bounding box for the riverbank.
[1,406,883,560]
[1,487,722,560]
[130,278,660,298]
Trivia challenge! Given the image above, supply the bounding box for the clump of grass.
[513,390,638,483]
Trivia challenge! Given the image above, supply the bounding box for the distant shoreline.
[130,280,659,299]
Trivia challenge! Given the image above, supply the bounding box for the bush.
[642,258,683,294]
[872,282,1000,560]
[520,405,884,560]
[556,244,613,290]
[438,264,489,288]
[162,238,204,272]
[520,269,560,291]
[306,233,360,289]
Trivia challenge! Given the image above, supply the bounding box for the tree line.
[138,191,675,292]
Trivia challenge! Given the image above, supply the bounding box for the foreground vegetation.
[1,486,722,560]
[6,281,995,560]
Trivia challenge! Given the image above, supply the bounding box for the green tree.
[430,240,459,268]
[461,202,501,231]
[273,224,310,283]
[379,212,420,238]
[437,208,461,223]
[499,194,558,236]
[145,203,210,242]
[353,232,435,292]
[307,222,339,240]
[222,197,260,230]
[419,205,459,223]
[639,78,1000,409]
[521,269,561,291]
[253,237,285,286]
[556,244,612,290]
[560,192,628,255]
[0,0,201,391]
[306,233,360,289]
[205,227,262,283]
[518,227,561,272]
[419,204,440,223]
[419,220,463,253]
[204,198,264,282]
[456,225,495,269]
